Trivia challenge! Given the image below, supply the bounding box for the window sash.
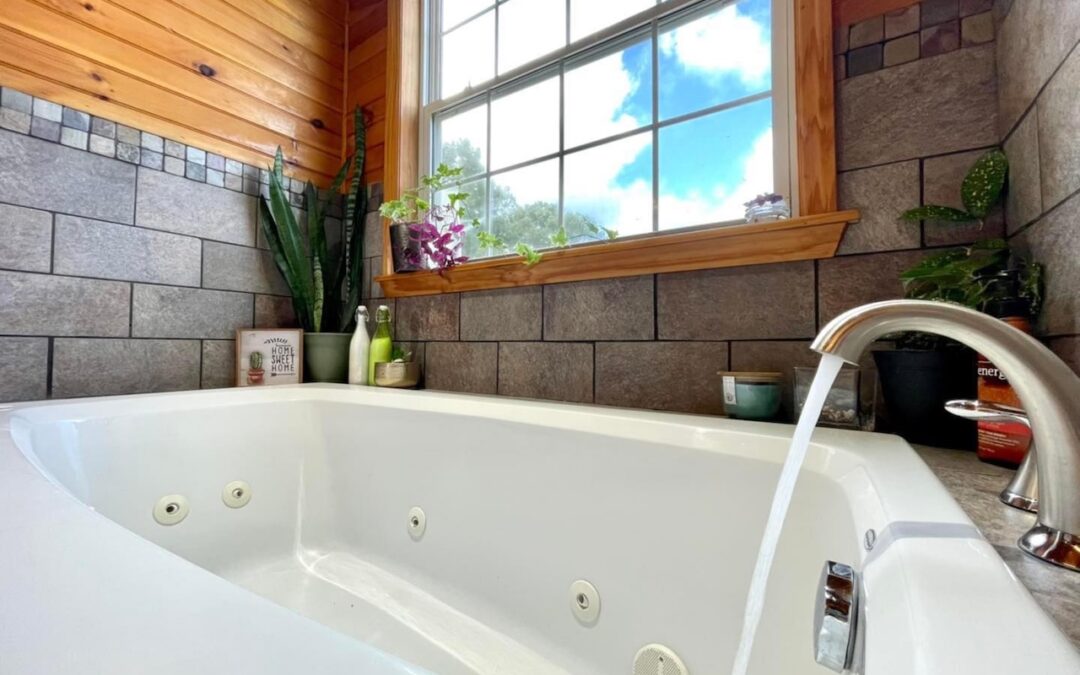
[420,0,794,252]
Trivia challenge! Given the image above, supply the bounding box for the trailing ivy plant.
[901,149,1008,225]
[259,107,367,333]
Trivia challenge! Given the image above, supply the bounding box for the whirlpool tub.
[1,385,1077,674]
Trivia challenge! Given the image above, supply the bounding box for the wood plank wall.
[0,0,348,183]
[345,0,389,185]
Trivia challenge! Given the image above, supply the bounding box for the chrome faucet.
[944,400,1039,512]
[811,299,1080,572]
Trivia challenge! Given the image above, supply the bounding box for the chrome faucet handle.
[944,399,1039,513]
[944,399,1029,426]
[813,561,860,673]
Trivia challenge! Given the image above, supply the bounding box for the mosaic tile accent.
[838,0,994,80]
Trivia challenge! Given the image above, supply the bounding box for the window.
[422,0,792,261]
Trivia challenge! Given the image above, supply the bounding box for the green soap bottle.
[368,305,393,384]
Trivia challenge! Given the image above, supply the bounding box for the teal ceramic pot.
[303,332,352,383]
[718,371,783,420]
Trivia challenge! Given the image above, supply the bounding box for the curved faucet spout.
[811,300,1080,571]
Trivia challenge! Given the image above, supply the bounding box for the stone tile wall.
[357,4,1009,421]
[0,87,327,403]
[997,2,1080,367]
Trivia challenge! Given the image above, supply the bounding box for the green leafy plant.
[901,149,1008,225]
[260,108,368,333]
[896,239,1043,348]
[391,344,413,363]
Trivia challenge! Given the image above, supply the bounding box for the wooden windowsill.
[375,210,859,298]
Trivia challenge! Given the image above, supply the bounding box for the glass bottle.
[368,305,393,384]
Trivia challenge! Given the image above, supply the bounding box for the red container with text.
[976,313,1033,467]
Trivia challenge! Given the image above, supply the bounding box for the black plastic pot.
[389,223,422,273]
[873,349,977,449]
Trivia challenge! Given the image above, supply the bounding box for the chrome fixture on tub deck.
[812,299,1080,572]
[945,400,1039,512]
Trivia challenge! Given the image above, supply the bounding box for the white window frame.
[418,0,797,249]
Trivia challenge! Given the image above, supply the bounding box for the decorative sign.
[235,329,303,386]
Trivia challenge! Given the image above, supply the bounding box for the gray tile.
[225,172,243,191]
[1,88,32,114]
[595,341,729,414]
[396,293,459,340]
[849,15,883,49]
[30,118,60,142]
[202,340,236,389]
[838,44,997,170]
[885,4,920,38]
[243,164,259,179]
[206,168,225,187]
[243,178,259,195]
[115,124,140,146]
[1003,111,1042,233]
[658,262,815,340]
[59,126,88,150]
[835,20,849,53]
[460,286,542,340]
[498,342,593,403]
[1037,46,1080,211]
[922,148,1007,244]
[922,0,959,26]
[136,168,256,244]
[132,285,252,339]
[544,276,653,341]
[837,160,921,254]
[0,129,136,223]
[163,155,185,175]
[921,20,960,56]
[847,44,884,77]
[0,203,52,272]
[54,215,201,285]
[52,338,200,398]
[362,211,383,256]
[202,241,289,295]
[206,153,225,172]
[361,255,383,299]
[883,34,920,67]
[186,162,206,182]
[995,0,1080,134]
[88,134,115,157]
[0,108,31,134]
[140,149,164,170]
[164,138,185,158]
[116,142,140,164]
[225,158,243,175]
[818,249,928,324]
[186,146,206,165]
[960,0,993,16]
[961,10,995,46]
[425,342,497,394]
[1049,336,1080,376]
[0,337,48,403]
[260,168,271,185]
[254,294,297,327]
[140,132,164,152]
[32,98,62,123]
[90,117,115,139]
[1011,191,1080,336]
[0,270,129,336]
[61,108,90,131]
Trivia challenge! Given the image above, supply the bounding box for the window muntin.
[424,0,788,261]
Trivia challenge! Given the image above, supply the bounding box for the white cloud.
[659,3,771,89]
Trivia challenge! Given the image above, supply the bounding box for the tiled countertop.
[916,445,1080,649]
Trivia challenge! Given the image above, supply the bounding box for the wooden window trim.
[378,0,853,297]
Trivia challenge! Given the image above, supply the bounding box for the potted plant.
[874,149,1043,448]
[259,108,367,383]
[247,351,265,385]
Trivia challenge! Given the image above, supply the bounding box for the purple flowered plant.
[405,204,469,270]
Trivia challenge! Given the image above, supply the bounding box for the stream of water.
[730,353,847,675]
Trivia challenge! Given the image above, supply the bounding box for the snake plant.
[259,107,368,333]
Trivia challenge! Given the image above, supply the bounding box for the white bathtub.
[1,385,1076,674]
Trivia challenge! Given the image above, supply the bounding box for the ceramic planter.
[303,332,352,383]
[389,223,423,273]
[873,348,976,449]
